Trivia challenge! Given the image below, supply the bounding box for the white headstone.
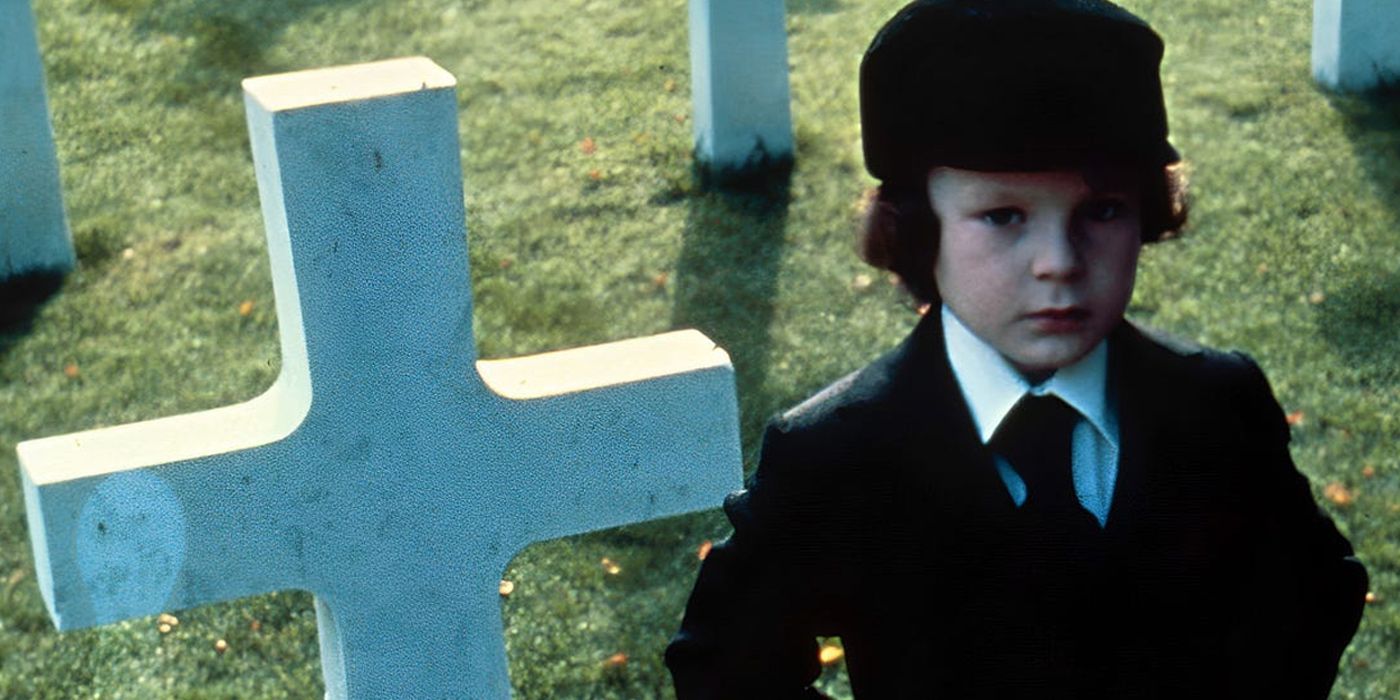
[17,57,743,699]
[1313,0,1400,91]
[688,0,794,178]
[1,0,73,278]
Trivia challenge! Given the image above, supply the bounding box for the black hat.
[860,0,1180,181]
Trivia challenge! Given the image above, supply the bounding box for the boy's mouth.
[1025,307,1090,332]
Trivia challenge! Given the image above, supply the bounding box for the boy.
[665,1,1368,698]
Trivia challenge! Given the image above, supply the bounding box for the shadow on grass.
[1317,89,1400,388]
[671,165,793,460]
[498,165,795,699]
[94,0,377,103]
[1314,272,1400,388]
[0,270,66,361]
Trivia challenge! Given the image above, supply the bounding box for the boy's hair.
[858,164,1190,305]
[857,0,1187,304]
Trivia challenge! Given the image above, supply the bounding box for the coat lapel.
[883,311,1018,525]
[1103,320,1192,534]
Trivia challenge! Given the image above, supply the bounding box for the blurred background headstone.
[0,0,73,280]
[1313,0,1400,91]
[688,0,794,184]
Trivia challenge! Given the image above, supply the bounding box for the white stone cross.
[1313,0,1400,91]
[688,0,794,178]
[1,0,73,279]
[17,57,743,699]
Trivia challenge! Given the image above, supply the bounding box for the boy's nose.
[1029,225,1084,281]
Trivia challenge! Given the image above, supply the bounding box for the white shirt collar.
[941,305,1116,447]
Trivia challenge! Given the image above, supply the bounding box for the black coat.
[666,312,1367,699]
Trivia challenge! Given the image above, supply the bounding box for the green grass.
[1,0,1396,697]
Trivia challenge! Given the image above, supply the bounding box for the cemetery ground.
[0,0,1395,697]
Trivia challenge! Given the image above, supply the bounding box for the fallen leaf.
[852,274,873,292]
[651,272,669,289]
[238,300,254,317]
[249,619,262,632]
[588,169,603,181]
[1362,465,1377,478]
[1255,262,1268,274]
[499,579,515,597]
[673,113,687,124]
[664,78,677,93]
[697,540,713,561]
[579,137,597,155]
[1285,411,1305,427]
[819,644,844,665]
[6,569,26,587]
[1309,291,1326,305]
[603,652,628,668]
[499,258,513,270]
[1324,482,1354,507]
[63,363,80,379]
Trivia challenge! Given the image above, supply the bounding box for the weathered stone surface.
[18,57,742,699]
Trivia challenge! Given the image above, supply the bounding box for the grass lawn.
[1,0,1396,697]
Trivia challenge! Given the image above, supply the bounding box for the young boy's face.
[927,167,1142,377]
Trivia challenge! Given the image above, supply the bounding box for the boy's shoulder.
[774,341,908,437]
[1117,319,1266,385]
[763,317,1280,456]
[763,318,955,461]
[1116,320,1286,438]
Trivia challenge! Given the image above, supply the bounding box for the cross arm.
[17,373,311,630]
[474,329,744,555]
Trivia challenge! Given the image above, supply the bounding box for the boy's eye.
[980,208,1025,226]
[1082,199,1126,222]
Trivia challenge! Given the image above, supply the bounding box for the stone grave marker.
[18,57,743,699]
[1,0,74,279]
[1313,0,1400,91]
[688,0,795,179]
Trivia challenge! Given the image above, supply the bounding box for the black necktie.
[991,396,1114,684]
[990,394,1090,528]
